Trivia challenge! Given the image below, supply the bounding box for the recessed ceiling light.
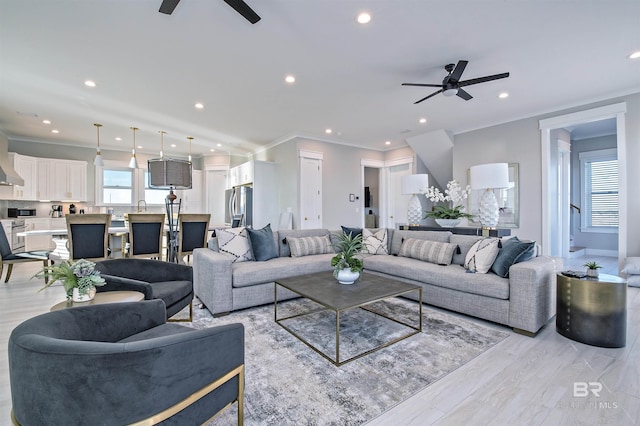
[498,92,509,99]
[115,137,122,141]
[195,103,204,109]
[137,145,143,149]
[217,143,222,147]
[285,75,296,84]
[325,128,332,134]
[385,141,391,145]
[170,144,176,148]
[51,129,59,134]
[629,51,640,60]
[210,148,215,152]
[84,80,96,87]
[356,12,371,24]
[42,120,51,124]
[419,118,427,124]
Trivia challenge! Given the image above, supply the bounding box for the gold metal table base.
[275,283,422,366]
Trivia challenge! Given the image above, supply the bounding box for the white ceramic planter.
[335,269,360,285]
[434,218,462,228]
[72,287,96,302]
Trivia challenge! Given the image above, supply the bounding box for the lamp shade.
[470,163,509,190]
[148,158,192,189]
[401,174,429,195]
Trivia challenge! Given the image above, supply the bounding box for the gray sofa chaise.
[193,228,561,335]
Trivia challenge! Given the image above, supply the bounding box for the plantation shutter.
[583,153,618,228]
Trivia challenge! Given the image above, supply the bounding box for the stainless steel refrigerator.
[225,185,253,227]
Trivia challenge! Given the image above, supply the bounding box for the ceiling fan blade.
[402,83,442,88]
[456,88,473,101]
[159,0,181,14]
[223,0,261,24]
[414,89,443,104]
[458,72,510,87]
[449,60,468,82]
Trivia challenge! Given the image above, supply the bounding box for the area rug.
[189,297,509,425]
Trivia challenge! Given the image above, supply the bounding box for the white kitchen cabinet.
[36,158,55,201]
[9,153,38,200]
[24,218,55,251]
[53,160,87,201]
[177,170,203,212]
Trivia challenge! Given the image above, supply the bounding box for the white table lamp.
[470,163,509,229]
[401,174,429,225]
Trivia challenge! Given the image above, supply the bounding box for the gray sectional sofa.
[193,228,561,335]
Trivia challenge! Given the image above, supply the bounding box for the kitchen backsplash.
[1,200,165,219]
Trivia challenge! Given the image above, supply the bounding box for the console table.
[400,226,511,237]
[556,273,627,348]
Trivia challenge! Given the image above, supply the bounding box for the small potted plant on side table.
[331,232,363,284]
[583,261,602,278]
[37,259,106,302]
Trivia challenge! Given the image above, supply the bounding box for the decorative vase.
[586,269,599,278]
[434,218,462,228]
[335,268,360,285]
[72,286,96,302]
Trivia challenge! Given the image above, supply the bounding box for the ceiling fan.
[402,60,509,104]
[159,0,261,24]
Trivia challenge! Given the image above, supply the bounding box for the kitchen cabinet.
[9,153,38,200]
[53,160,87,201]
[177,170,203,212]
[36,158,55,201]
[227,161,254,189]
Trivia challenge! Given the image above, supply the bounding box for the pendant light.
[187,136,193,162]
[93,123,104,167]
[158,130,166,158]
[128,126,139,169]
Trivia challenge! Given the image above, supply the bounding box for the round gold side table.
[556,272,626,348]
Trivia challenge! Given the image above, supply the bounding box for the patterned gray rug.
[189,297,509,425]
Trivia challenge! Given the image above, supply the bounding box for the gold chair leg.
[4,264,13,283]
[0,262,4,284]
[167,302,193,322]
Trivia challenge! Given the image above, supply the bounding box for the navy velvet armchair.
[8,300,244,425]
[95,258,194,321]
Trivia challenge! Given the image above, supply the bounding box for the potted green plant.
[37,259,106,302]
[583,261,602,278]
[424,179,474,227]
[331,232,364,284]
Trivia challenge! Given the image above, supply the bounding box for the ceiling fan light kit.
[159,0,261,24]
[403,60,510,104]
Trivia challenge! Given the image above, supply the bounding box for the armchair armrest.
[97,275,154,299]
[193,248,234,315]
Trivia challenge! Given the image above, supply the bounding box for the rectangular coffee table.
[275,272,422,366]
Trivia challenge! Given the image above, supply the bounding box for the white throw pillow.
[621,257,640,275]
[362,228,388,255]
[214,227,253,263]
[464,238,500,273]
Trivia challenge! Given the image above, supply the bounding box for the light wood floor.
[1,257,637,425]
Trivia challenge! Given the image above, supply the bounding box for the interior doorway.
[363,167,379,227]
[539,103,627,266]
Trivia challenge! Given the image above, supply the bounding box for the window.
[580,148,618,232]
[102,168,133,205]
[144,171,167,205]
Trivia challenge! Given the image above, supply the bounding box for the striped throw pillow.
[287,235,332,257]
[399,238,457,265]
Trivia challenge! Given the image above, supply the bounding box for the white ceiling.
[1,0,639,158]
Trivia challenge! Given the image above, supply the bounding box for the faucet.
[137,200,147,212]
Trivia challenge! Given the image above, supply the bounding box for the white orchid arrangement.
[424,179,473,220]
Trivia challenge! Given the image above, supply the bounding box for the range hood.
[0,137,24,186]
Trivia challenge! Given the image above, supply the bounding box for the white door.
[300,156,322,229]
[385,162,412,229]
[206,170,227,227]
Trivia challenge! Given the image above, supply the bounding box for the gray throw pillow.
[287,235,332,257]
[247,224,278,261]
[490,236,536,277]
[399,238,457,266]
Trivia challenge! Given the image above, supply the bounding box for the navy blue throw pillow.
[491,237,536,277]
[341,226,362,238]
[247,224,278,261]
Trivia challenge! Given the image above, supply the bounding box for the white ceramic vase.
[335,268,360,285]
[586,269,599,278]
[434,218,462,228]
[72,286,96,302]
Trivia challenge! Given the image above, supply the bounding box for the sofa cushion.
[247,224,278,261]
[362,228,388,255]
[464,238,500,273]
[390,230,452,255]
[364,255,509,299]
[491,236,536,277]
[232,254,335,288]
[278,229,330,257]
[214,227,253,263]
[341,226,362,238]
[621,257,640,275]
[399,238,457,266]
[288,235,332,257]
[150,280,193,307]
[450,235,484,265]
